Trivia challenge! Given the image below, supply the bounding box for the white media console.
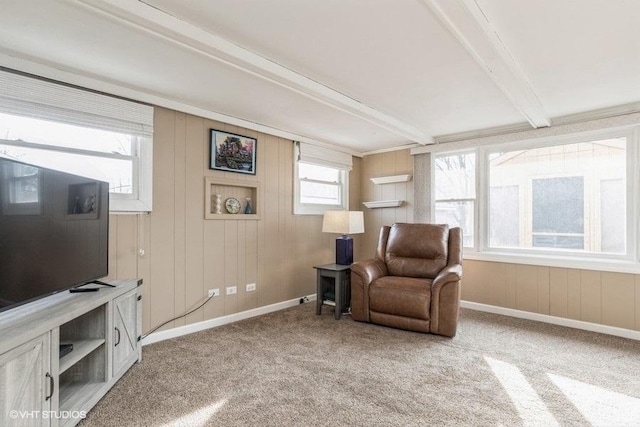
[0,279,142,426]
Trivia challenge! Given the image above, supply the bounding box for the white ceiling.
[0,0,639,154]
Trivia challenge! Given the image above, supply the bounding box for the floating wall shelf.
[363,200,404,209]
[370,174,412,185]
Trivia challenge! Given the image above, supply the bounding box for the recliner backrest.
[383,223,449,279]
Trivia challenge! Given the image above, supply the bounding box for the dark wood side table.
[313,263,351,319]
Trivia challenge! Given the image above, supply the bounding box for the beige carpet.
[81,304,640,426]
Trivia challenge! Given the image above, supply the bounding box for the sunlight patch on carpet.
[548,373,640,427]
[484,356,559,427]
[161,399,228,427]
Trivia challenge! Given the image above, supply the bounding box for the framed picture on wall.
[209,129,257,175]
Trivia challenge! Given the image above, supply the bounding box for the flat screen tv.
[0,156,109,313]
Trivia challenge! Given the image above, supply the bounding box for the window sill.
[294,204,345,215]
[110,198,152,213]
[464,250,640,274]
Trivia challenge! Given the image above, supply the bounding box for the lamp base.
[336,236,353,265]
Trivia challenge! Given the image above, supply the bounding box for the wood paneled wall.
[107,118,640,335]
[359,150,414,259]
[360,149,640,332]
[107,107,361,334]
[464,260,640,331]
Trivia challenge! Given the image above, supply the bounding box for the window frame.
[293,158,349,216]
[0,70,154,213]
[293,141,351,215]
[432,149,478,249]
[432,125,640,272]
[0,134,152,212]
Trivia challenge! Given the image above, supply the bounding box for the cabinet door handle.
[45,372,54,401]
[115,327,121,347]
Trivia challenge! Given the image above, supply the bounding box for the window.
[600,179,625,253]
[488,137,626,255]
[294,142,350,215]
[431,128,636,267]
[0,112,139,193]
[489,185,519,247]
[298,163,343,206]
[0,71,153,212]
[434,152,475,247]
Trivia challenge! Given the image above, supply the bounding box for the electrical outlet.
[246,283,256,292]
[208,288,220,298]
[226,286,237,295]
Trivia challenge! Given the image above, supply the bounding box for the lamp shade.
[322,211,364,235]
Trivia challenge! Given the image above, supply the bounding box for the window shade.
[0,70,153,136]
[297,141,352,171]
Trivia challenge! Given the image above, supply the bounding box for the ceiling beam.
[0,53,366,158]
[72,0,434,144]
[422,0,550,128]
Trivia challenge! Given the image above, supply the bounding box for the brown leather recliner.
[350,223,463,337]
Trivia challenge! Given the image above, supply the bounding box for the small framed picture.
[209,129,257,175]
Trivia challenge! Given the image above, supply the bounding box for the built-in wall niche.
[205,177,260,220]
[67,182,99,219]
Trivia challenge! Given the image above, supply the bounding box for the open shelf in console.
[59,347,106,413]
[0,279,141,427]
[59,339,105,373]
[58,304,107,414]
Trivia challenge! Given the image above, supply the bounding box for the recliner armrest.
[350,258,388,287]
[350,258,388,323]
[431,263,462,337]
[432,264,462,290]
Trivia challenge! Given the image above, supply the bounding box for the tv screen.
[0,157,109,312]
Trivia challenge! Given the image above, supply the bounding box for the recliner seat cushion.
[385,223,449,279]
[369,276,432,320]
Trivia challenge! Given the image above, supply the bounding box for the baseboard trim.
[143,297,639,344]
[461,300,640,341]
[142,294,317,346]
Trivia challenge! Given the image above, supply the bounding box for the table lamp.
[322,210,365,265]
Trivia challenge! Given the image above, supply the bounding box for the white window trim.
[0,135,152,212]
[432,149,477,248]
[293,161,349,215]
[293,142,350,215]
[0,70,153,213]
[432,125,640,274]
[112,135,152,213]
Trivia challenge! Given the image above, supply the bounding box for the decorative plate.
[225,197,241,214]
